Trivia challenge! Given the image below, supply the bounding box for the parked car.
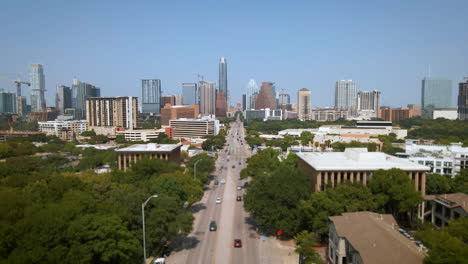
[236,195,242,201]
[237,186,242,190]
[216,197,222,204]
[154,258,165,264]
[220,179,226,184]
[234,239,242,248]
[209,220,217,231]
[232,165,235,168]
[214,180,219,185]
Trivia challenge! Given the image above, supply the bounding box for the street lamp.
[142,194,158,264]
[193,159,202,180]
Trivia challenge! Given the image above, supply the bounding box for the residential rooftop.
[116,143,181,152]
[425,193,468,212]
[330,211,425,264]
[296,148,430,171]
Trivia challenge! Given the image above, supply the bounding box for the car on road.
[216,197,222,204]
[238,162,241,165]
[220,179,226,184]
[237,186,242,190]
[209,220,217,231]
[154,258,165,264]
[234,239,242,248]
[227,159,230,162]
[244,182,249,188]
[214,180,219,185]
[236,195,242,201]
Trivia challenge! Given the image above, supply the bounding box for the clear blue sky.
[1,0,467,107]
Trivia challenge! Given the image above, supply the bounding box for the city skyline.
[1,1,467,108]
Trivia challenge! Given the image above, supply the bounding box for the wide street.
[167,120,296,264]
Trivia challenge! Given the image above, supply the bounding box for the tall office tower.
[357,90,381,111]
[142,79,161,114]
[219,57,228,105]
[86,96,138,129]
[175,95,183,105]
[215,91,227,117]
[279,93,291,104]
[0,91,17,113]
[255,82,277,110]
[458,78,468,120]
[335,80,357,111]
[30,64,46,112]
[199,81,216,115]
[56,85,72,115]
[17,96,27,116]
[242,94,247,111]
[73,79,101,120]
[297,88,311,121]
[246,79,259,110]
[421,78,452,118]
[251,92,258,110]
[160,95,176,108]
[182,83,198,105]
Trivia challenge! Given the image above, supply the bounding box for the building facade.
[86,96,138,130]
[245,108,282,121]
[55,85,72,115]
[311,108,348,121]
[424,193,467,228]
[182,83,198,105]
[432,108,458,120]
[219,57,228,105]
[142,79,161,114]
[421,78,452,118]
[30,64,46,112]
[297,88,311,121]
[160,104,199,126]
[116,143,181,171]
[17,96,27,116]
[255,82,277,110]
[246,79,259,110]
[116,129,164,142]
[169,117,220,139]
[458,79,468,120]
[199,81,216,116]
[0,91,17,113]
[357,90,381,118]
[73,79,101,120]
[38,119,88,140]
[160,95,176,109]
[215,91,227,118]
[335,80,357,111]
[379,107,410,121]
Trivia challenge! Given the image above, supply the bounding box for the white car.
[154,258,165,264]
[220,179,226,184]
[237,186,242,190]
[216,197,222,204]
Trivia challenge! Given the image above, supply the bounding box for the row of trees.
[201,130,227,151]
[0,143,215,263]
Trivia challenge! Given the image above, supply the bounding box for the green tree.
[426,174,452,195]
[240,148,280,179]
[81,130,96,137]
[368,169,423,217]
[298,192,343,236]
[294,231,323,264]
[115,134,127,144]
[451,169,468,194]
[299,131,315,146]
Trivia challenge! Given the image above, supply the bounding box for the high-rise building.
[458,78,468,120]
[175,95,183,105]
[182,83,198,105]
[421,78,452,118]
[0,91,17,113]
[17,96,27,116]
[279,93,291,105]
[30,64,46,112]
[255,82,277,110]
[160,95,176,108]
[142,79,161,114]
[56,85,72,115]
[199,81,216,116]
[408,104,422,117]
[219,57,228,106]
[297,88,311,121]
[357,90,381,111]
[73,79,100,120]
[379,107,410,121]
[246,79,259,110]
[161,104,199,126]
[242,94,247,111]
[335,80,357,111]
[86,96,138,130]
[215,91,227,118]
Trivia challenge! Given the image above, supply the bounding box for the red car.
[234,239,242,248]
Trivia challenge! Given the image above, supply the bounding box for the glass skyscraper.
[142,79,161,114]
[219,57,228,105]
[56,85,72,115]
[182,83,198,105]
[335,80,357,111]
[73,78,101,120]
[421,78,452,118]
[30,64,46,112]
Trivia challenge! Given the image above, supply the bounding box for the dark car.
[209,221,217,231]
[214,180,219,185]
[243,182,249,188]
[234,239,242,248]
[238,162,241,165]
[232,165,235,168]
[236,195,242,201]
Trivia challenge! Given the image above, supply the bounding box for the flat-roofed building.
[311,108,348,121]
[115,143,181,171]
[38,119,88,141]
[86,96,138,130]
[116,128,165,142]
[328,212,425,264]
[169,117,219,139]
[296,148,430,193]
[160,104,199,126]
[424,193,468,227]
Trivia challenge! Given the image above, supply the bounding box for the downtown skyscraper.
[142,79,161,114]
[73,78,100,120]
[30,64,46,112]
[421,77,452,118]
[56,85,72,115]
[182,83,198,105]
[458,78,468,120]
[335,80,357,111]
[297,88,311,121]
[199,81,216,116]
[219,57,228,106]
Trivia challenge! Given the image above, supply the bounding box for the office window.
[436,161,442,167]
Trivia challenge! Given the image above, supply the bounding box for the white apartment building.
[116,128,165,142]
[38,120,88,140]
[169,117,220,139]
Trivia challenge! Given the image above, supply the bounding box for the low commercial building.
[397,140,468,177]
[169,117,220,139]
[432,108,458,120]
[328,212,425,264]
[311,108,348,121]
[423,193,468,228]
[115,143,181,171]
[379,107,410,121]
[116,128,165,142]
[38,119,88,140]
[161,104,199,126]
[244,108,282,121]
[296,148,430,194]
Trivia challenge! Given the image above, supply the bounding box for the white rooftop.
[116,143,181,152]
[297,148,430,171]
